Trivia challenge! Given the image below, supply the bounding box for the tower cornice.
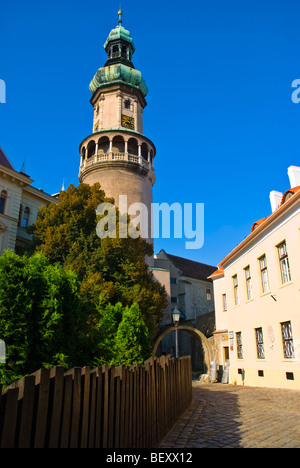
[90,82,147,109]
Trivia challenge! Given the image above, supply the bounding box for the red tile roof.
[280,186,300,206]
[208,266,224,280]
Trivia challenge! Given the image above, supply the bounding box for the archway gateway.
[152,325,213,372]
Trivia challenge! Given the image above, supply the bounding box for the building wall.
[213,204,300,389]
[0,166,57,255]
[93,88,144,133]
[0,177,23,252]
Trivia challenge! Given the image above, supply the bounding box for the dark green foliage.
[30,183,168,337]
[0,251,84,386]
[114,303,152,366]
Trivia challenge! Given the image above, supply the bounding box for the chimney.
[288,166,300,188]
[270,191,283,213]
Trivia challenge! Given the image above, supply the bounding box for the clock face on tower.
[121,114,135,130]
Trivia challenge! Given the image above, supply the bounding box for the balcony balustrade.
[80,151,154,173]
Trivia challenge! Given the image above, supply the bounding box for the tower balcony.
[79,130,156,183]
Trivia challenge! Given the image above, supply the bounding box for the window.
[236,332,243,359]
[281,321,295,359]
[124,99,131,110]
[171,297,178,304]
[222,294,227,312]
[277,242,291,284]
[206,288,212,301]
[244,266,253,300]
[0,190,7,214]
[22,207,30,228]
[255,328,265,359]
[233,275,239,305]
[170,278,177,284]
[259,255,270,293]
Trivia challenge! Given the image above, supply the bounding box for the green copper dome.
[89,11,148,98]
[104,25,136,52]
[89,64,148,97]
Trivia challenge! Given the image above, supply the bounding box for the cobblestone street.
[160,383,300,448]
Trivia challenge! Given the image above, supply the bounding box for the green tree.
[96,302,123,365]
[114,303,152,366]
[0,251,84,386]
[30,183,168,337]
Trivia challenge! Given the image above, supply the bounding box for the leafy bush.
[0,251,83,386]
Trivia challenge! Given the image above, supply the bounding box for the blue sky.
[1,0,300,266]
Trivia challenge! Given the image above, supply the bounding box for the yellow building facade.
[210,166,300,389]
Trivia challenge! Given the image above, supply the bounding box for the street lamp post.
[172,307,181,358]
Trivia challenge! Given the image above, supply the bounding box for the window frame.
[232,274,239,306]
[21,206,30,229]
[244,265,253,301]
[277,241,292,285]
[281,321,295,359]
[255,327,265,359]
[259,255,270,294]
[124,99,131,110]
[0,190,7,215]
[236,332,243,360]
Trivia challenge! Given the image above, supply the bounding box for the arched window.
[124,99,131,110]
[112,136,125,153]
[141,143,149,160]
[22,207,30,229]
[128,138,138,156]
[112,45,119,58]
[98,136,110,153]
[0,190,7,214]
[87,141,96,159]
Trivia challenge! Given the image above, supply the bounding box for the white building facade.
[210,166,300,389]
[0,147,57,255]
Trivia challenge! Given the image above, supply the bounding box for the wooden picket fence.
[0,355,192,448]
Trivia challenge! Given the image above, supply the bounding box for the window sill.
[260,290,272,298]
[245,298,254,304]
[279,281,293,290]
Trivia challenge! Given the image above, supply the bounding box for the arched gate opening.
[152,325,212,373]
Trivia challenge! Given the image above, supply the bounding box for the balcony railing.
[80,152,154,172]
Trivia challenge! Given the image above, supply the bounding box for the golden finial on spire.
[118,8,123,26]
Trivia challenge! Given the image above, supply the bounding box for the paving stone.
[159,383,300,449]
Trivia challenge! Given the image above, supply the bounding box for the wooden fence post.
[48,367,65,448]
[0,387,19,448]
[17,375,36,448]
[34,368,51,448]
[69,367,82,448]
[0,356,192,449]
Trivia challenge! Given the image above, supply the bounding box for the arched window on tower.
[87,141,96,158]
[124,99,131,110]
[112,45,119,58]
[141,143,149,160]
[0,190,7,214]
[22,207,30,229]
[128,138,138,156]
[112,136,125,153]
[98,136,110,153]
